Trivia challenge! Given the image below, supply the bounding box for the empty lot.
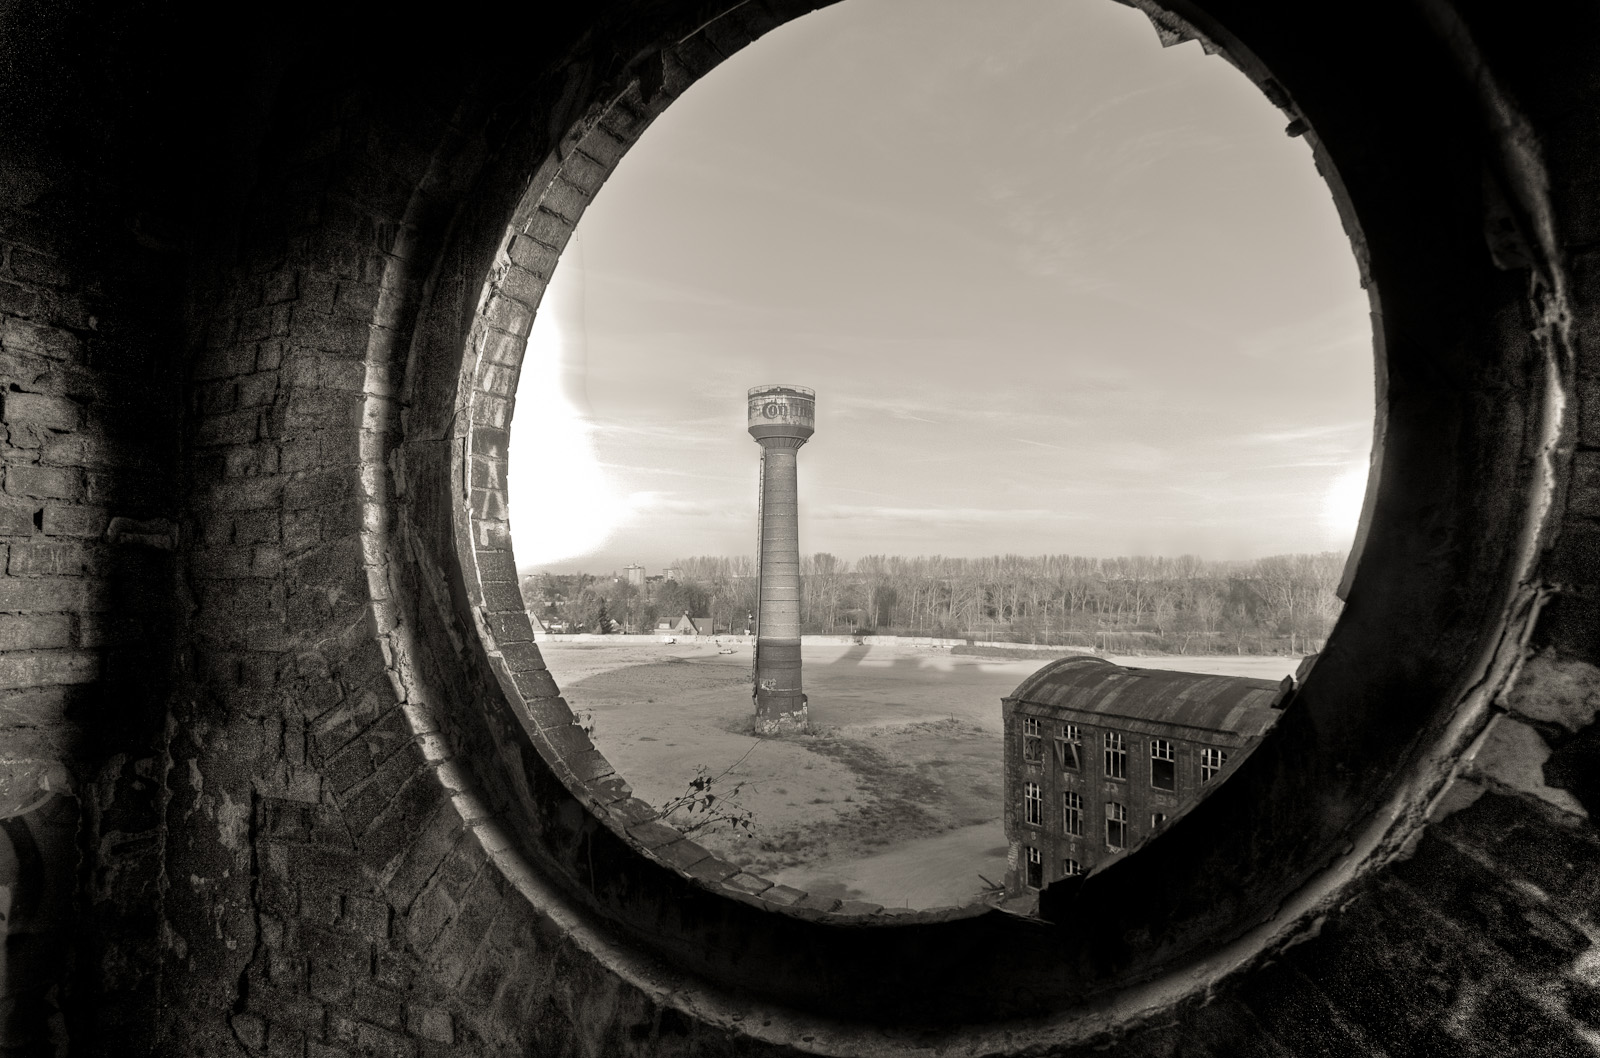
[544,641,1299,908]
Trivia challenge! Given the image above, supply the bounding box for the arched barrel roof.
[1004,655,1286,740]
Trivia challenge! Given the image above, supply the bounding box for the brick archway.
[7,0,1597,1054]
[363,0,1594,1044]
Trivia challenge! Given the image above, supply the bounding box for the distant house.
[533,613,573,634]
[660,612,711,635]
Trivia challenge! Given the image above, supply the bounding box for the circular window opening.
[505,0,1372,915]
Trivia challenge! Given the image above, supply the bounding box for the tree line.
[524,551,1348,656]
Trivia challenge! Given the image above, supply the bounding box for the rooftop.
[1004,655,1286,738]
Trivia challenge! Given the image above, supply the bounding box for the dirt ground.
[544,641,1300,909]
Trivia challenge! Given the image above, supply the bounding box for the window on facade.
[1150,738,1176,791]
[1055,723,1081,770]
[1106,801,1127,850]
[1063,790,1083,836]
[1063,858,1081,877]
[1104,731,1126,780]
[1025,845,1042,889]
[1151,812,1167,828]
[1023,716,1043,762]
[1024,781,1042,825]
[1201,746,1228,782]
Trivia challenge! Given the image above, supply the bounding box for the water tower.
[748,384,815,734]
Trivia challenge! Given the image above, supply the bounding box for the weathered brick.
[242,980,328,1037]
[496,639,545,673]
[558,148,609,196]
[40,504,106,538]
[8,540,84,576]
[265,1023,304,1058]
[341,895,390,942]
[297,274,337,315]
[305,925,372,1004]
[428,867,503,988]
[40,433,153,469]
[687,856,741,885]
[474,549,516,585]
[7,247,70,287]
[478,580,521,614]
[507,235,559,278]
[0,686,72,739]
[285,470,353,511]
[0,505,36,535]
[229,1011,266,1050]
[357,770,444,876]
[329,1017,415,1058]
[0,611,71,651]
[263,271,298,304]
[2,390,79,430]
[0,280,40,317]
[291,309,370,354]
[333,280,379,318]
[406,1004,452,1045]
[383,804,464,908]
[237,371,281,409]
[348,982,403,1031]
[541,177,590,226]
[6,464,79,500]
[197,408,262,447]
[577,126,628,168]
[0,576,94,611]
[0,318,81,361]
[207,474,284,512]
[373,952,416,993]
[338,738,425,825]
[484,611,533,643]
[512,669,559,699]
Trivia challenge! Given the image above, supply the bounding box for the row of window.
[1023,846,1080,890]
[1022,785,1170,844]
[1022,718,1228,786]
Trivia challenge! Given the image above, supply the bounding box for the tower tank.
[748,385,815,734]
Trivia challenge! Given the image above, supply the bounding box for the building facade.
[1003,655,1288,899]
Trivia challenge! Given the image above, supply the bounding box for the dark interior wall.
[1,1,1599,1055]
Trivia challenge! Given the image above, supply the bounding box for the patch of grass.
[723,731,964,877]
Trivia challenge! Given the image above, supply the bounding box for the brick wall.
[0,0,187,1043]
[6,0,1600,1055]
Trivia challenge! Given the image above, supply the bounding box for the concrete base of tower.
[755,696,809,736]
[754,640,806,734]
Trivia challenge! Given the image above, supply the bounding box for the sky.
[508,0,1374,574]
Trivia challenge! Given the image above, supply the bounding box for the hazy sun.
[1321,465,1369,544]
[506,302,632,567]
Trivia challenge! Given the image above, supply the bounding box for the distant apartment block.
[1003,656,1288,902]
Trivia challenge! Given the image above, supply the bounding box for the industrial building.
[1003,656,1288,899]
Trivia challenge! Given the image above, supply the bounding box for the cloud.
[1008,437,1071,452]
[626,492,743,518]
[811,504,1089,525]
[1224,421,1370,447]
[1233,302,1373,362]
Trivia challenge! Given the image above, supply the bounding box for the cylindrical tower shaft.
[756,443,803,719]
[748,385,815,734]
